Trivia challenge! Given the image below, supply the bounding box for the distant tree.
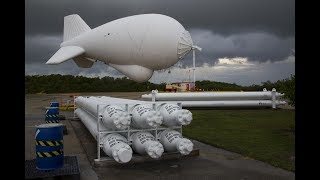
[279,74,295,106]
[25,74,295,99]
[25,75,166,94]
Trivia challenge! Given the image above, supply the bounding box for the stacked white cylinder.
[74,108,133,163]
[101,105,131,130]
[101,133,133,163]
[75,96,195,162]
[74,108,98,138]
[131,131,164,158]
[158,129,194,155]
[75,97,131,130]
[90,97,163,129]
[130,104,163,128]
[156,103,192,126]
[92,96,144,106]
[91,96,193,127]
[75,97,100,115]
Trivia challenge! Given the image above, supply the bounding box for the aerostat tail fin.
[63,14,91,42]
[45,46,85,65]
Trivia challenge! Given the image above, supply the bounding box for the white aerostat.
[46,14,195,83]
[75,97,131,130]
[156,103,192,126]
[158,129,193,155]
[101,133,133,163]
[130,104,163,129]
[131,132,164,158]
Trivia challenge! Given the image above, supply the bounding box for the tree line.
[25,74,295,106]
[25,75,165,93]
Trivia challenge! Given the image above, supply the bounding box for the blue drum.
[35,124,64,170]
[49,102,60,114]
[45,107,59,123]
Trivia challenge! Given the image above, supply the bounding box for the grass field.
[183,109,295,171]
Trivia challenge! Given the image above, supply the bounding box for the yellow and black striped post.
[45,107,60,123]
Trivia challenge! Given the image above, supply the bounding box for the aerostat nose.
[177,30,193,59]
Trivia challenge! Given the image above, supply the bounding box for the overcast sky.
[25,0,295,86]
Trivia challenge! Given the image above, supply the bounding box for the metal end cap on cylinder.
[112,143,133,163]
[177,138,193,155]
[146,141,164,159]
[146,111,163,128]
[176,110,193,125]
[113,112,131,130]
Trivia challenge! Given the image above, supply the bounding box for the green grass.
[183,109,295,171]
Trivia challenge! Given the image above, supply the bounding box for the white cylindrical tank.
[131,104,163,128]
[75,96,100,116]
[74,108,98,138]
[88,96,194,126]
[101,105,131,130]
[131,132,164,158]
[101,133,133,163]
[158,129,193,155]
[92,96,144,106]
[156,103,192,126]
[75,108,133,163]
[75,97,131,130]
[89,96,163,128]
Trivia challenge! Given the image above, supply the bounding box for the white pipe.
[161,100,286,108]
[75,108,133,163]
[272,88,276,109]
[141,91,284,101]
[192,49,195,85]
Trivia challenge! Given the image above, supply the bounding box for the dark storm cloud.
[26,0,295,64]
[150,56,295,86]
[25,35,62,64]
[26,0,294,37]
[25,0,295,85]
[180,29,295,66]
